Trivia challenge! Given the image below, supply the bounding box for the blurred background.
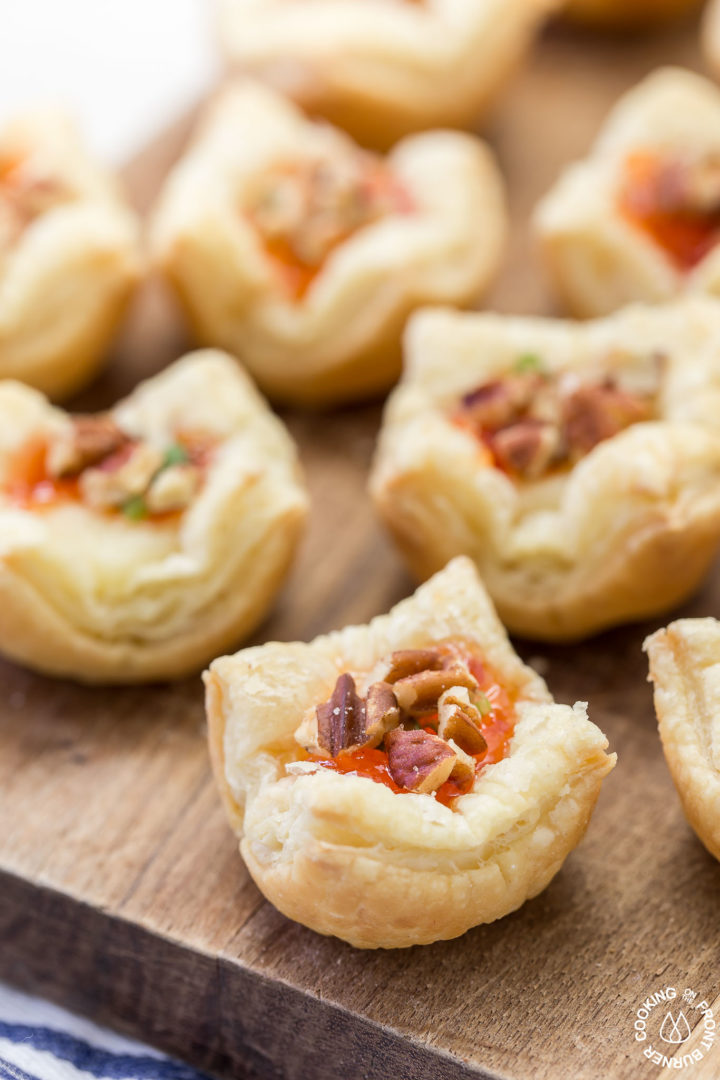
[0,0,217,163]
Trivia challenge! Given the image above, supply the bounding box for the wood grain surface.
[1,18,720,1080]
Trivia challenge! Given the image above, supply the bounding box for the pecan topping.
[447,740,476,784]
[438,686,488,756]
[315,676,398,755]
[46,415,128,478]
[460,376,540,432]
[456,364,657,479]
[42,418,203,521]
[79,442,164,512]
[245,152,411,295]
[145,462,200,514]
[363,681,400,748]
[491,419,560,480]
[562,380,653,458]
[303,643,504,800]
[385,729,456,794]
[316,673,366,757]
[382,648,444,683]
[393,666,477,717]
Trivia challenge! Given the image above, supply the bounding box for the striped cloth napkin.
[0,985,210,1080]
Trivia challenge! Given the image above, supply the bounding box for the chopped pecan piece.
[490,419,560,479]
[316,673,367,757]
[393,666,477,717]
[437,686,488,756]
[363,681,400,748]
[562,380,652,457]
[446,740,476,785]
[385,729,456,794]
[145,463,200,514]
[46,414,128,478]
[382,648,443,683]
[461,375,538,432]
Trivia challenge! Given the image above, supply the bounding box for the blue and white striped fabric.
[0,985,211,1080]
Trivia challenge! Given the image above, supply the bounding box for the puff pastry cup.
[150,83,507,408]
[370,299,720,642]
[205,557,615,948]
[563,0,702,30]
[645,619,720,863]
[534,68,720,318]
[215,0,561,150]
[0,111,140,398]
[0,351,308,683]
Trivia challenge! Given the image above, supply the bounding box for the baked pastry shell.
[150,83,507,408]
[205,557,615,948]
[0,112,141,398]
[645,618,720,863]
[215,0,561,149]
[370,299,720,642]
[533,68,720,318]
[0,350,308,683]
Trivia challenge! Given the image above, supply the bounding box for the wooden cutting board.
[1,20,719,1080]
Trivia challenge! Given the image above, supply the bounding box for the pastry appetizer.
[0,351,307,683]
[205,557,615,948]
[0,111,140,398]
[564,0,701,30]
[534,68,720,318]
[150,83,506,407]
[215,0,561,150]
[370,299,720,641]
[645,619,720,863]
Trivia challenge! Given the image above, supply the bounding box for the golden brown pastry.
[205,557,615,948]
[215,0,561,150]
[370,299,720,641]
[0,351,307,683]
[645,618,720,863]
[564,0,702,30]
[150,83,506,407]
[0,111,140,398]
[534,68,720,318]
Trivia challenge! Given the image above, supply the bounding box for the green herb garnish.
[515,353,544,374]
[476,693,492,716]
[122,494,148,521]
[161,442,189,469]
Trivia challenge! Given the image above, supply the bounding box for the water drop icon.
[660,1011,691,1044]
